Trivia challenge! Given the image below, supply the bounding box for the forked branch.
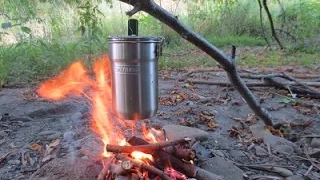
[118,0,274,126]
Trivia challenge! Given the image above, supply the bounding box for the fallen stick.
[178,67,222,81]
[106,137,191,154]
[128,136,223,180]
[115,153,171,180]
[303,146,320,171]
[235,163,293,177]
[187,79,320,88]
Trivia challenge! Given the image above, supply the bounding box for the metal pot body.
[108,36,163,120]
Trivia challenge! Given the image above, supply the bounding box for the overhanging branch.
[117,0,274,126]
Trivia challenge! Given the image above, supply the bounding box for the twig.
[106,137,191,154]
[97,156,116,180]
[303,146,320,171]
[252,175,284,180]
[281,72,319,92]
[177,67,222,81]
[115,153,171,180]
[235,163,293,177]
[187,79,320,87]
[304,165,313,176]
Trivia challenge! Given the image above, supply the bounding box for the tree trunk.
[117,0,274,126]
[262,0,284,49]
[257,0,271,47]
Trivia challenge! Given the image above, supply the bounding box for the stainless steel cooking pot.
[108,36,164,120]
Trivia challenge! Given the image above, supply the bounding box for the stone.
[8,160,21,165]
[263,133,297,149]
[63,131,75,143]
[308,148,320,158]
[162,125,209,141]
[285,175,304,180]
[229,150,246,159]
[46,132,62,140]
[200,156,243,180]
[249,124,265,138]
[0,130,8,138]
[211,150,225,158]
[310,138,320,148]
[71,112,82,122]
[38,130,59,136]
[274,145,294,155]
[312,149,320,158]
[191,142,213,158]
[255,146,269,157]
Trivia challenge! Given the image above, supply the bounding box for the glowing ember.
[131,151,154,162]
[165,167,187,180]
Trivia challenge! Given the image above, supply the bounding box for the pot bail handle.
[128,19,138,36]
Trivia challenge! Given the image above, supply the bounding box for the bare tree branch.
[257,0,271,47]
[262,0,284,49]
[276,0,286,29]
[118,0,274,126]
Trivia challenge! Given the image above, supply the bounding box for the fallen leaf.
[44,139,61,157]
[28,143,42,151]
[290,120,312,128]
[267,126,283,137]
[48,139,61,148]
[183,83,193,89]
[246,113,258,124]
[231,116,244,122]
[201,111,213,116]
[228,126,243,137]
[19,89,39,101]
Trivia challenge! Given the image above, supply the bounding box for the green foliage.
[0,0,319,84]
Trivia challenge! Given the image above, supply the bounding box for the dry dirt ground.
[0,66,319,180]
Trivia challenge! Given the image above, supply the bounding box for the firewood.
[164,146,196,161]
[115,153,171,180]
[128,136,223,180]
[106,137,191,154]
[97,156,116,180]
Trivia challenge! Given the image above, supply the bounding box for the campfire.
[37,55,222,180]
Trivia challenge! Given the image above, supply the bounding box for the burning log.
[128,136,223,180]
[106,137,191,154]
[115,153,171,180]
[97,156,116,180]
[164,145,196,161]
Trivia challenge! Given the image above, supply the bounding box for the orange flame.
[37,61,91,100]
[37,55,157,165]
[131,151,154,162]
[142,124,164,143]
[37,55,124,158]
